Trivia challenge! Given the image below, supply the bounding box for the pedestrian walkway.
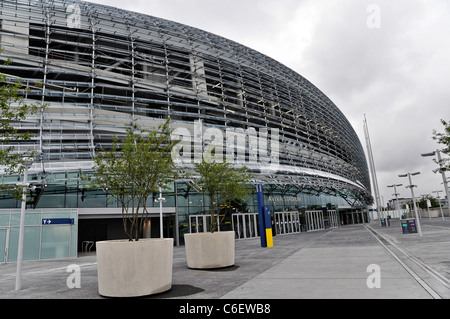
[222,222,442,299]
[0,218,449,300]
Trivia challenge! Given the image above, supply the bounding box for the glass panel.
[165,194,175,207]
[0,212,10,227]
[177,194,188,206]
[7,227,19,262]
[2,209,78,262]
[41,225,71,260]
[0,198,18,209]
[78,190,106,208]
[10,212,21,226]
[23,226,41,261]
[36,193,66,208]
[6,226,41,262]
[25,212,41,225]
[65,192,78,208]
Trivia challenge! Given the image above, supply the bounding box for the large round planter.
[184,231,235,269]
[96,238,173,297]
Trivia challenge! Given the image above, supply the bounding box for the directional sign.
[42,218,74,225]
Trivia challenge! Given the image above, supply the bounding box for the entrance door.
[0,228,9,263]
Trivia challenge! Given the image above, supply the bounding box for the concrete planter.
[96,238,173,297]
[184,231,235,269]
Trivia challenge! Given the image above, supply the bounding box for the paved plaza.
[1,218,449,300]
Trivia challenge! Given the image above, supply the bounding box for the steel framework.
[0,0,372,206]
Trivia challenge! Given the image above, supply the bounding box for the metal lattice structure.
[0,0,372,206]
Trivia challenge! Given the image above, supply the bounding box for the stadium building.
[0,0,372,260]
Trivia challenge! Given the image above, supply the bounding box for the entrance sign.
[42,218,74,225]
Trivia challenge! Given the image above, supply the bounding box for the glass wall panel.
[0,198,18,209]
[78,191,106,208]
[10,212,21,226]
[0,213,10,226]
[177,194,188,207]
[23,226,41,261]
[36,193,66,208]
[7,227,19,262]
[41,225,71,260]
[65,192,78,208]
[0,209,78,262]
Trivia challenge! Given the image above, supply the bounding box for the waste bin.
[401,219,418,234]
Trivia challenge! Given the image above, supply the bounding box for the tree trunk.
[209,193,217,233]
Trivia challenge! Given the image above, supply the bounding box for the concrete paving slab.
[0,219,448,300]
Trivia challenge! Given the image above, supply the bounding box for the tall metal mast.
[364,114,383,219]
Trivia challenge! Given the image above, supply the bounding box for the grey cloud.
[86,0,450,202]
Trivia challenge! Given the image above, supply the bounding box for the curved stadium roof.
[0,0,372,205]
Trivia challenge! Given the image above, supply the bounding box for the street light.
[387,183,403,213]
[15,157,34,290]
[398,172,422,237]
[155,187,167,239]
[421,150,450,217]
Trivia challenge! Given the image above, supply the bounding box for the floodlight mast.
[363,115,382,219]
[387,183,402,211]
[15,157,34,290]
[398,172,422,237]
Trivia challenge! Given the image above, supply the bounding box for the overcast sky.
[85,0,449,206]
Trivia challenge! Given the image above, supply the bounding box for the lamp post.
[432,190,445,221]
[15,157,34,290]
[399,172,422,237]
[155,187,166,238]
[421,150,450,218]
[387,183,402,215]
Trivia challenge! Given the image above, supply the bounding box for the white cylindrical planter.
[184,231,235,269]
[96,238,173,297]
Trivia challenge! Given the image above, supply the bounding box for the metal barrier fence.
[189,210,339,240]
[327,210,339,228]
[188,214,221,233]
[232,213,259,239]
[305,210,325,231]
[305,210,338,230]
[274,211,301,235]
[232,211,303,239]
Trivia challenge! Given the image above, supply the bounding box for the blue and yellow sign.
[256,184,273,248]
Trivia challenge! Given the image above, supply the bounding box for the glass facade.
[0,209,77,262]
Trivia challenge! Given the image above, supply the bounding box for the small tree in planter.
[0,54,43,174]
[90,118,178,241]
[184,158,253,269]
[193,159,253,232]
[88,118,179,297]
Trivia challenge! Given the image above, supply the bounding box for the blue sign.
[256,184,273,248]
[42,218,74,225]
